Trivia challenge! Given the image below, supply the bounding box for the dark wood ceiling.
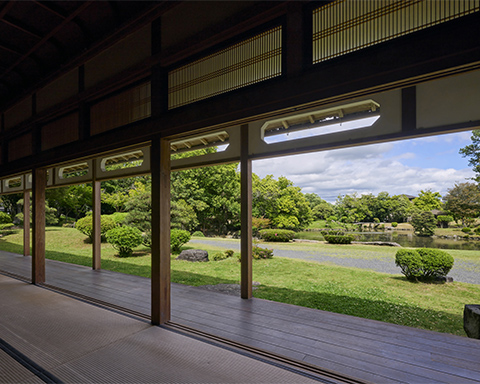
[0,1,170,111]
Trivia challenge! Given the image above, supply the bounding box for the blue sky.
[252,131,475,203]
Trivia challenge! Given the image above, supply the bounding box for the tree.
[412,189,442,211]
[46,184,92,221]
[171,154,240,235]
[305,193,335,220]
[334,193,370,223]
[252,175,313,230]
[124,181,152,245]
[459,130,480,183]
[411,211,437,236]
[171,199,198,232]
[0,193,22,220]
[443,182,480,226]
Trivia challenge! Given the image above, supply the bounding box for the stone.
[176,249,209,262]
[435,276,454,283]
[464,305,480,339]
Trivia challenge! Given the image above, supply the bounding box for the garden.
[0,132,480,337]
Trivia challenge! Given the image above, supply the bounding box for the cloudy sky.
[252,131,475,203]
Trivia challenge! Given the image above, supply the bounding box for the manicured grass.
[1,227,479,336]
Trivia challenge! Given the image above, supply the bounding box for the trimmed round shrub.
[171,229,191,253]
[192,231,205,237]
[75,215,117,241]
[0,211,12,224]
[391,222,398,228]
[395,249,423,280]
[395,248,454,281]
[416,248,454,279]
[461,227,472,233]
[106,226,143,257]
[259,229,295,242]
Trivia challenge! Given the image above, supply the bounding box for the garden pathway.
[188,238,480,285]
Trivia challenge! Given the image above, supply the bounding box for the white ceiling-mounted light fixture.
[261,100,381,144]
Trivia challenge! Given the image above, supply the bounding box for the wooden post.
[151,137,171,325]
[32,168,46,284]
[285,2,306,77]
[23,190,30,256]
[240,124,253,299]
[92,178,101,270]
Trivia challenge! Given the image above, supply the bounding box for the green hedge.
[259,229,295,242]
[395,248,454,281]
[324,231,355,244]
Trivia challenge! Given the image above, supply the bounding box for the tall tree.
[305,193,335,220]
[252,175,313,230]
[443,182,480,226]
[171,149,240,235]
[459,130,480,183]
[46,184,92,221]
[412,189,443,211]
[335,193,370,223]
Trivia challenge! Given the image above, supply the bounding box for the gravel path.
[188,238,480,285]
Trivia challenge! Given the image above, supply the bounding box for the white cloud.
[252,138,475,202]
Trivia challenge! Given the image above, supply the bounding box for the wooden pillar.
[92,177,101,270]
[285,2,307,77]
[240,124,253,299]
[151,137,171,325]
[23,190,30,256]
[402,86,417,132]
[32,168,46,284]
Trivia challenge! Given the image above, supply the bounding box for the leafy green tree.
[305,193,335,220]
[0,194,22,220]
[443,182,480,226]
[411,211,437,236]
[124,182,152,245]
[413,190,442,211]
[46,184,92,221]
[171,199,198,231]
[389,194,414,223]
[101,172,150,213]
[459,130,480,183]
[15,199,59,226]
[252,175,312,230]
[334,193,370,223]
[171,149,240,235]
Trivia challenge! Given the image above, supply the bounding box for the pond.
[352,231,480,250]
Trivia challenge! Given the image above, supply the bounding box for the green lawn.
[1,227,479,337]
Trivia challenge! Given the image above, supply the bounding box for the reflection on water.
[352,231,480,250]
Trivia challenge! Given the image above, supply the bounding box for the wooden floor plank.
[1,251,480,384]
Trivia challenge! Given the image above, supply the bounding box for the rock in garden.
[176,249,209,262]
[464,304,480,339]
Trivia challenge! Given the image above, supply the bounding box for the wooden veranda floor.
[1,251,480,384]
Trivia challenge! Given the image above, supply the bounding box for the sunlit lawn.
[1,227,479,337]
